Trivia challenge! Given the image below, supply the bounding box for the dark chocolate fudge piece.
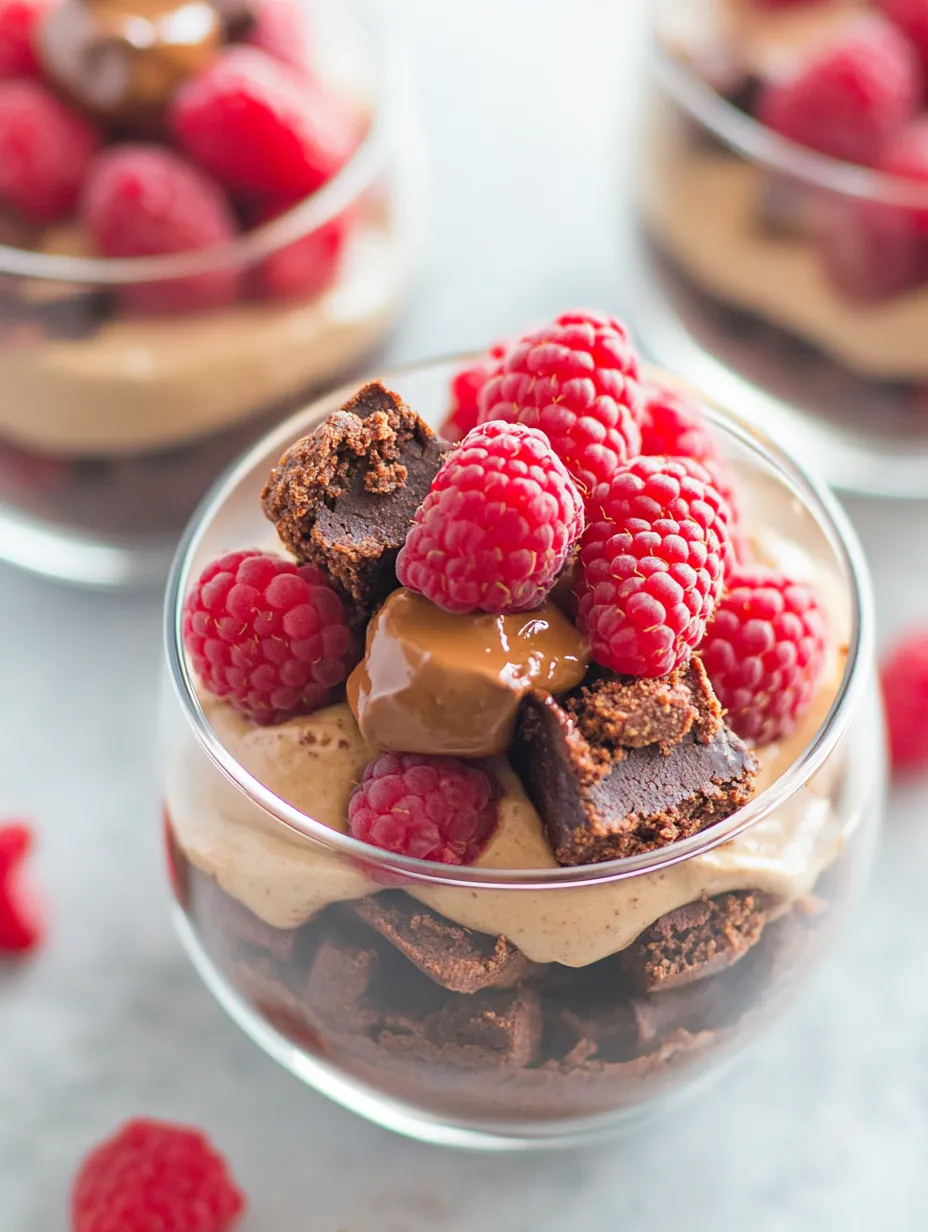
[510,668,757,865]
[620,890,779,993]
[302,932,383,1033]
[261,382,450,624]
[351,892,543,994]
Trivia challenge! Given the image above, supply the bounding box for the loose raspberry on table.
[881,629,928,773]
[477,309,643,499]
[182,549,355,724]
[81,145,240,315]
[880,0,928,73]
[245,0,311,74]
[757,15,920,166]
[639,380,739,517]
[575,456,732,678]
[0,80,100,225]
[0,821,42,954]
[250,206,348,301]
[348,753,499,864]
[0,0,53,78]
[700,567,828,746]
[440,340,509,442]
[396,420,584,614]
[71,1118,245,1232]
[172,47,357,204]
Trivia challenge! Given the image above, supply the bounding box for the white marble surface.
[3,1,928,1229]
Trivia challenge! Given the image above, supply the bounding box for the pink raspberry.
[250,206,349,301]
[348,753,499,864]
[82,145,240,315]
[172,47,357,204]
[71,1118,245,1232]
[701,567,828,746]
[881,629,928,773]
[396,420,584,614]
[576,456,732,678]
[440,340,509,442]
[477,309,643,499]
[818,193,928,303]
[879,0,928,73]
[182,550,355,724]
[880,116,928,230]
[245,0,310,74]
[0,80,100,224]
[758,15,920,166]
[0,821,42,954]
[639,381,739,517]
[0,0,53,78]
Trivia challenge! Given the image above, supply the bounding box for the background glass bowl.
[162,357,883,1151]
[0,0,421,590]
[631,6,928,499]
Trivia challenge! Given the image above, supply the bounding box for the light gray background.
[3,2,927,1228]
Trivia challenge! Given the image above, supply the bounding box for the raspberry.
[818,194,928,302]
[245,0,310,74]
[880,117,928,230]
[250,206,348,301]
[0,0,53,78]
[182,550,355,724]
[71,1118,245,1232]
[81,145,240,315]
[881,629,928,772]
[700,567,828,746]
[758,16,920,166]
[477,309,643,499]
[396,420,584,614]
[879,0,928,73]
[440,340,509,442]
[0,822,42,954]
[172,48,357,204]
[348,753,499,864]
[0,80,100,225]
[576,456,732,678]
[638,381,739,517]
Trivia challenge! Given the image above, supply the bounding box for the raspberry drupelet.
[700,567,828,746]
[477,309,643,499]
[182,550,355,724]
[396,420,584,615]
[348,753,499,864]
[576,456,732,679]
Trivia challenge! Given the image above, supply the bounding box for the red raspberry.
[348,753,499,864]
[879,0,928,73]
[250,206,349,301]
[440,340,509,442]
[0,821,42,954]
[700,567,828,746]
[576,456,732,678]
[182,550,355,724]
[245,0,310,74]
[881,629,928,772]
[71,1118,245,1232]
[758,16,920,166]
[818,193,928,302]
[0,80,100,225]
[81,145,240,315]
[880,116,928,230]
[477,309,643,499]
[0,0,53,78]
[172,48,357,204]
[639,381,739,517]
[396,420,584,615]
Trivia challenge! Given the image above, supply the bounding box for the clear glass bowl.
[0,0,419,589]
[161,357,883,1150]
[632,1,928,498]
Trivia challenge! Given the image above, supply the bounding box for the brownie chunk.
[261,382,450,624]
[380,986,543,1071]
[352,892,543,994]
[620,890,779,993]
[510,669,757,865]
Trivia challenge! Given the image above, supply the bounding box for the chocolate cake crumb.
[351,892,544,994]
[261,382,450,624]
[620,891,779,993]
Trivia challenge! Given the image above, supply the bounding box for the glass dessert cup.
[633,1,928,499]
[0,0,417,589]
[162,357,883,1151]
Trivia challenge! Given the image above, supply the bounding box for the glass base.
[174,907,739,1153]
[630,241,928,500]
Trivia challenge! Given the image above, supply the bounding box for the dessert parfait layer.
[636,0,928,495]
[163,321,882,1143]
[0,0,411,581]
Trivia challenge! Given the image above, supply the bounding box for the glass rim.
[0,0,400,286]
[653,39,928,208]
[164,354,874,892]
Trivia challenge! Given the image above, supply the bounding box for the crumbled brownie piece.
[302,931,383,1033]
[620,890,779,993]
[351,892,543,994]
[510,679,757,865]
[380,986,543,1070]
[261,382,450,624]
